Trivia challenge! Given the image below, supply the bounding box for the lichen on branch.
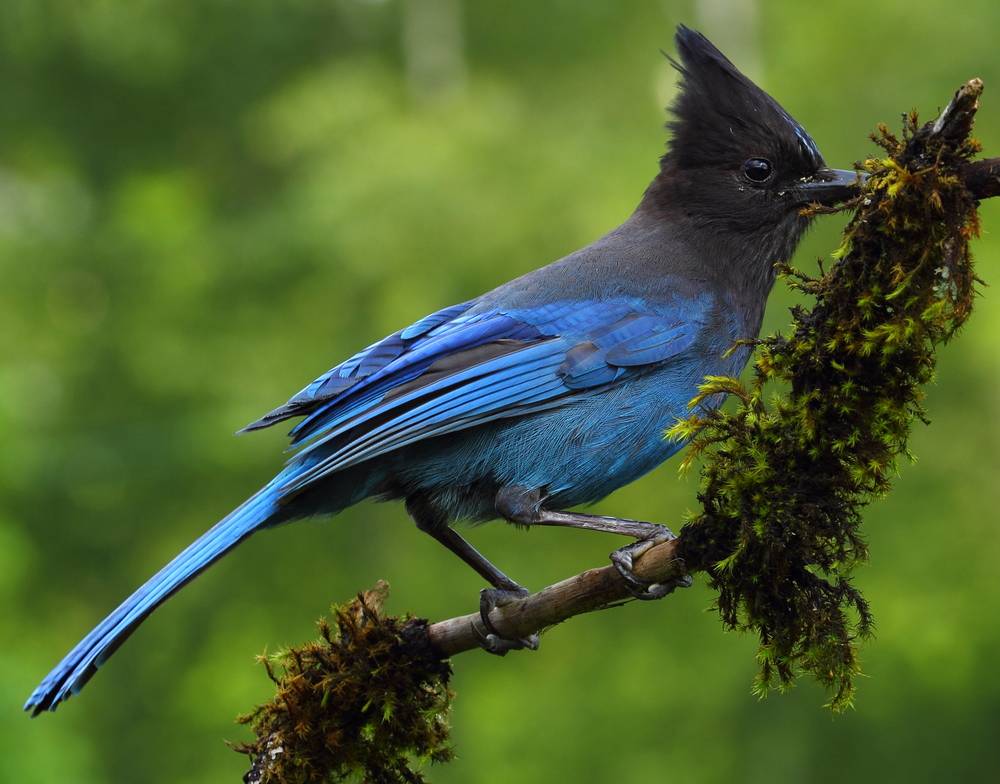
[671,83,983,710]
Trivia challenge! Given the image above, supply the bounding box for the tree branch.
[929,78,1000,200]
[427,537,685,656]
[962,157,1000,199]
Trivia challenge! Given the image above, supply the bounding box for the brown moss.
[234,582,454,783]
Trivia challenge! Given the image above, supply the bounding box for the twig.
[923,79,999,199]
[962,157,1000,199]
[427,537,686,656]
[931,77,982,142]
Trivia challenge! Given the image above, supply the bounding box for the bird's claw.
[476,587,539,656]
[610,526,692,600]
[477,630,540,655]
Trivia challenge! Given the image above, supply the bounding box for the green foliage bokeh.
[3,2,999,782]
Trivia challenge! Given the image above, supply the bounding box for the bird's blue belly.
[380,363,703,521]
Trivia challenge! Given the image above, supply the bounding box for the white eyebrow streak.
[773,103,824,167]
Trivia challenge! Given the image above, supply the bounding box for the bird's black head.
[642,26,855,245]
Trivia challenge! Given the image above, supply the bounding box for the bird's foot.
[610,526,693,600]
[476,587,540,655]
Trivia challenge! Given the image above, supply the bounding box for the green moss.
[234,582,453,783]
[672,107,982,710]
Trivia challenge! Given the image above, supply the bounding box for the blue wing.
[241,300,480,434]
[244,295,712,497]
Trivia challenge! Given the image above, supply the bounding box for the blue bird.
[26,26,857,714]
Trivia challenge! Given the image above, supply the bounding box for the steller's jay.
[26,26,857,714]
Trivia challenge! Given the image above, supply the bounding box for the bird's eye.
[742,158,774,184]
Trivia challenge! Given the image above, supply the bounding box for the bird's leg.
[496,486,692,600]
[425,527,540,655]
[409,502,539,655]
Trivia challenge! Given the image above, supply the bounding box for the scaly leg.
[409,502,539,655]
[496,486,692,600]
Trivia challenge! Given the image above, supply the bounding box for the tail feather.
[24,484,280,715]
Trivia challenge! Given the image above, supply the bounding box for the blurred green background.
[4,1,999,781]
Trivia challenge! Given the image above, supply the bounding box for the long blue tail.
[24,483,281,715]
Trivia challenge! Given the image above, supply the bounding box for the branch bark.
[930,78,1000,200]
[962,157,1000,199]
[427,537,685,656]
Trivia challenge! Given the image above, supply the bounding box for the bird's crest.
[665,26,824,174]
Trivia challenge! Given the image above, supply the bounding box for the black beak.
[795,168,863,206]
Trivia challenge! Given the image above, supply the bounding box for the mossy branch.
[236,583,454,784]
[675,77,985,711]
[239,80,994,782]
